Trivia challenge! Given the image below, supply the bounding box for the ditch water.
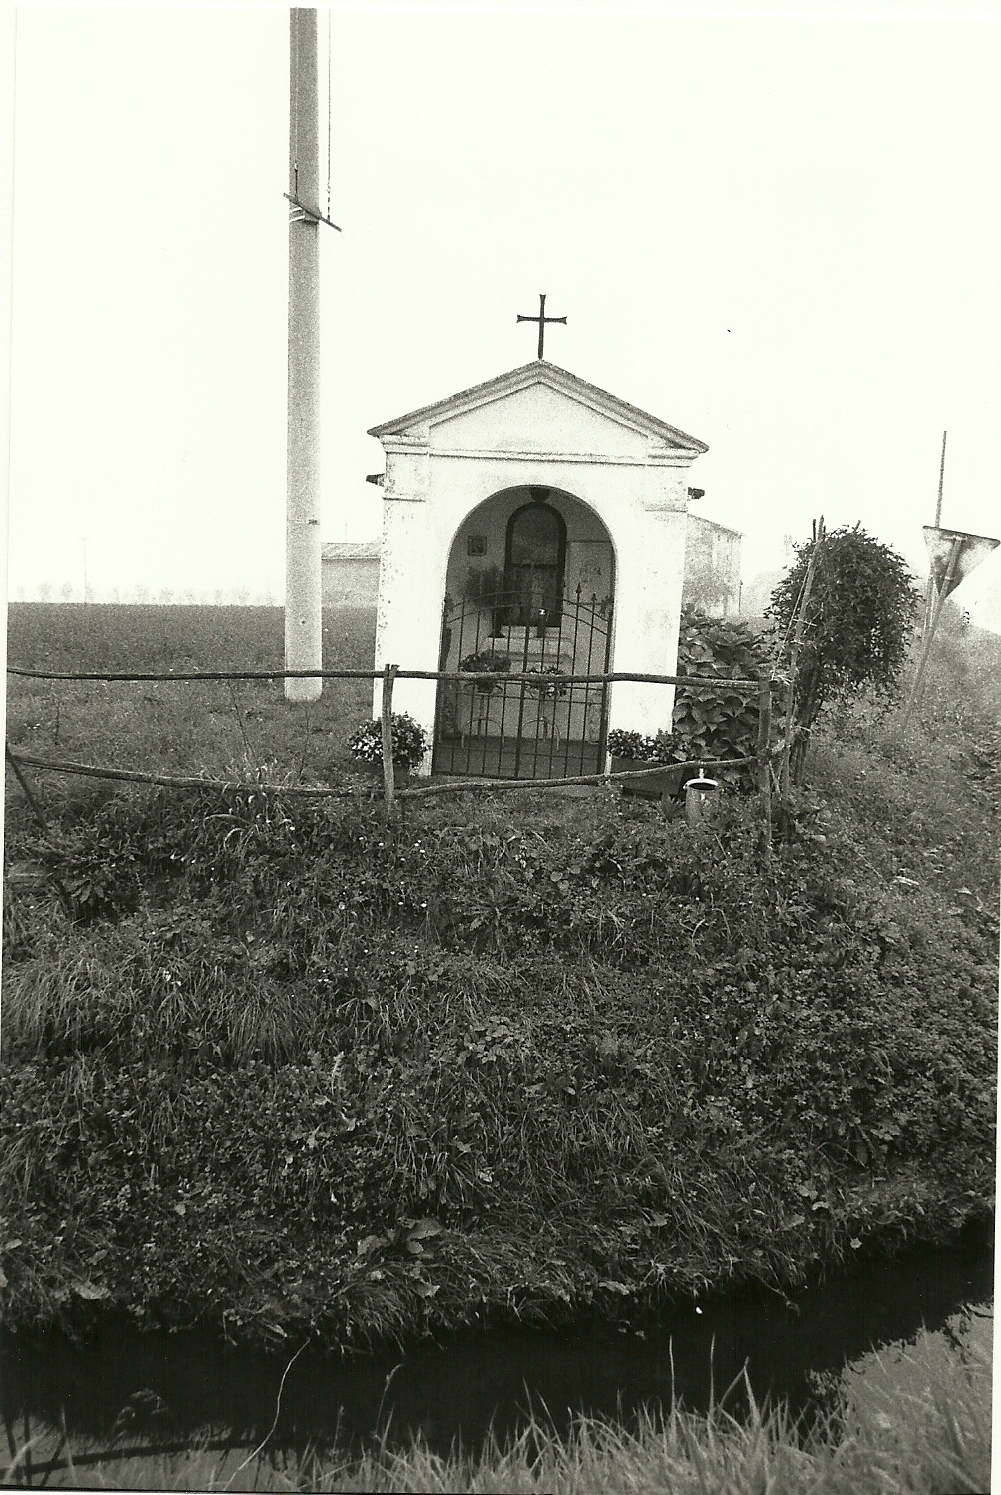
[1,1228,992,1465]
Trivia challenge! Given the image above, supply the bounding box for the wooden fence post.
[757,681,773,849]
[780,516,823,794]
[6,742,74,915]
[780,678,795,799]
[380,663,398,812]
[6,741,49,829]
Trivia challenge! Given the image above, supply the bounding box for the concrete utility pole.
[285,8,322,703]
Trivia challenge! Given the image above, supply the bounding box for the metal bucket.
[684,771,720,826]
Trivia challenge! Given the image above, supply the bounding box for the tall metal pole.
[921,431,947,640]
[934,430,947,528]
[903,532,961,729]
[285,9,322,703]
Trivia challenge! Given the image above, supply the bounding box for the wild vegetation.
[766,525,920,782]
[2,603,997,1354]
[2,1304,991,1492]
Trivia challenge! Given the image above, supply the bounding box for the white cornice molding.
[426,447,653,467]
[381,435,430,455]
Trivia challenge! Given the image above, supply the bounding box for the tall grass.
[3,1305,991,1492]
[800,617,1000,907]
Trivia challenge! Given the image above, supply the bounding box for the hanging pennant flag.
[923,526,999,598]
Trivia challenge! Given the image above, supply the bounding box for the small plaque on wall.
[466,535,488,556]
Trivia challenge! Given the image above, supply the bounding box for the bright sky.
[5,0,1001,625]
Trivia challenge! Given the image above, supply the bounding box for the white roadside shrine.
[368,360,708,777]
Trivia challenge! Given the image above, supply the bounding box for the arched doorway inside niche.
[502,495,567,627]
[433,484,615,779]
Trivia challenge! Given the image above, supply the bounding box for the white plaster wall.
[373,480,445,755]
[374,460,697,767]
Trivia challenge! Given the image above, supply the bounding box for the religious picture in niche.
[504,502,566,626]
[466,535,488,557]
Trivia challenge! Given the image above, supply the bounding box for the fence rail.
[7,664,779,689]
[7,747,771,797]
[6,659,788,843]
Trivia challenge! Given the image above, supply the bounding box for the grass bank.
[2,1304,991,1492]
[1,604,997,1347]
[1,782,995,1346]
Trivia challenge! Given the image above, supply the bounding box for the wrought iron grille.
[433,586,612,779]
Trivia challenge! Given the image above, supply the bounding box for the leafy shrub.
[671,608,774,777]
[347,713,429,770]
[767,525,919,781]
[610,611,774,779]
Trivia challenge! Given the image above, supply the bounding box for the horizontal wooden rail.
[4,1438,252,1479]
[7,752,359,796]
[398,756,762,799]
[7,663,784,852]
[7,664,782,690]
[7,749,769,798]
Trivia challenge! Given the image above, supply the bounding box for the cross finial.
[516,293,567,360]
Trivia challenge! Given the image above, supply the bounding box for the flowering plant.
[606,727,679,764]
[526,665,569,700]
[459,649,512,694]
[348,712,429,771]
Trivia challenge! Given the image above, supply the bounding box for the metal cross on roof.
[516,293,567,360]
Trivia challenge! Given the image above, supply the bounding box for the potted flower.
[348,712,429,786]
[525,665,569,700]
[459,649,512,694]
[606,727,688,801]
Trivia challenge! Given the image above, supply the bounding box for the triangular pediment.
[367,361,708,459]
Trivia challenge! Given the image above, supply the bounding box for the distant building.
[682,514,742,617]
[320,541,381,606]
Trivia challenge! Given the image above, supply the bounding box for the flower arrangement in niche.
[459,650,512,694]
[462,564,507,610]
[526,665,569,700]
[348,713,429,771]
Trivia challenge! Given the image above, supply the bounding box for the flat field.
[5,604,378,822]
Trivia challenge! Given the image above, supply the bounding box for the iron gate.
[432,587,613,779]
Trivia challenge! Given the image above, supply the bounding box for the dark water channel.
[1,1232,992,1463]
